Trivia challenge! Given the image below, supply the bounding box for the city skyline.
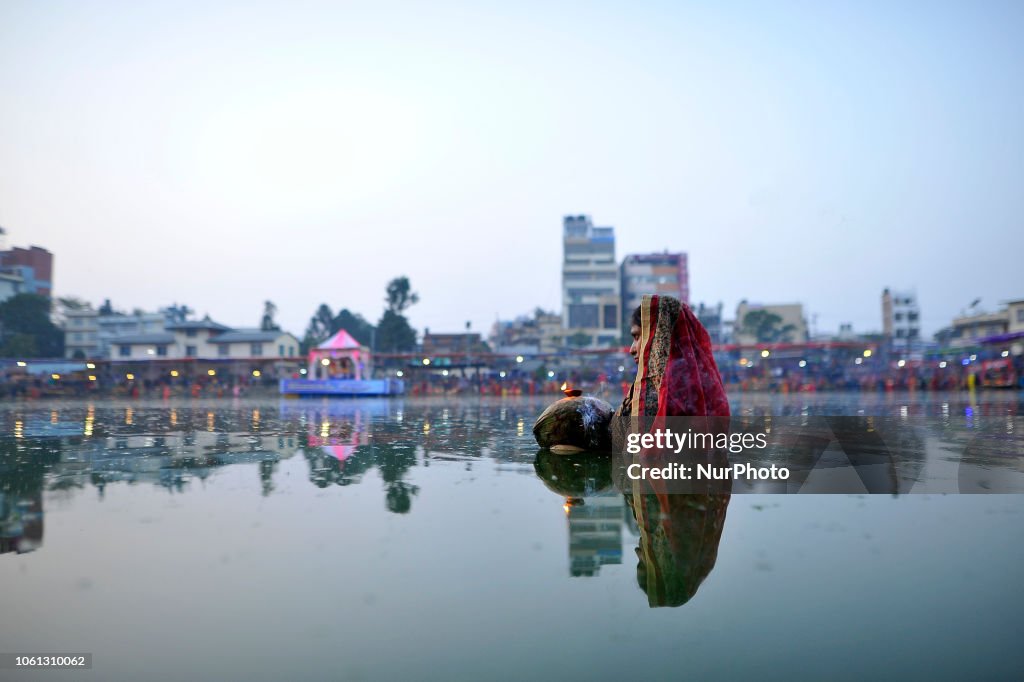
[1,1,1021,337]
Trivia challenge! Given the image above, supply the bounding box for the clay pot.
[532,395,614,453]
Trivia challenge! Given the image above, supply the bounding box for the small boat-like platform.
[279,378,404,397]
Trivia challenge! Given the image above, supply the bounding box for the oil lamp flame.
[561,382,582,398]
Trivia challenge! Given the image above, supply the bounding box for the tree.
[333,309,375,347]
[740,310,796,343]
[301,304,335,353]
[260,300,281,331]
[376,309,417,352]
[385,276,419,314]
[98,299,115,315]
[0,294,64,357]
[165,303,192,323]
[377,277,419,352]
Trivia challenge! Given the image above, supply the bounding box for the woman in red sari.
[619,294,731,607]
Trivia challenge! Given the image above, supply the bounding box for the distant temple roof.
[317,329,362,350]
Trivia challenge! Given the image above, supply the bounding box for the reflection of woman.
[619,294,732,607]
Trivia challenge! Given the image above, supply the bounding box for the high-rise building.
[882,288,920,349]
[562,215,621,348]
[0,245,53,297]
[621,252,689,328]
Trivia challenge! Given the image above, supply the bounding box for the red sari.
[619,295,731,607]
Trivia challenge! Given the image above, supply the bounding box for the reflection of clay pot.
[534,450,614,498]
[533,396,614,453]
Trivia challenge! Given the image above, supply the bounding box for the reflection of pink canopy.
[308,329,371,380]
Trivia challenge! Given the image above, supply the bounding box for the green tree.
[0,294,63,357]
[333,309,375,347]
[302,303,335,352]
[740,310,796,343]
[376,277,419,352]
[260,300,281,331]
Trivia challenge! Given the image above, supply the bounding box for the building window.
[289,345,295,356]
[219,345,230,357]
[157,345,168,357]
[119,345,130,357]
[568,304,599,328]
[1017,309,1024,323]
[894,313,903,321]
[279,344,284,356]
[251,343,263,356]
[185,345,197,356]
[603,304,618,329]
[908,312,918,322]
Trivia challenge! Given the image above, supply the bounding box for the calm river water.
[1,392,1022,681]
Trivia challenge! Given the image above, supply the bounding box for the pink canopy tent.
[308,329,371,380]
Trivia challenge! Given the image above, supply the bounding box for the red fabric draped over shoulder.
[620,294,729,418]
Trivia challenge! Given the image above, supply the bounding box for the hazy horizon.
[2,1,1021,340]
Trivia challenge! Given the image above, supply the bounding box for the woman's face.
[629,324,642,364]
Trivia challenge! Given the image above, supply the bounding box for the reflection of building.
[562,215,621,348]
[0,492,43,555]
[621,252,689,328]
[882,288,921,349]
[567,493,624,577]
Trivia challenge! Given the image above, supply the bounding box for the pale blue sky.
[1,0,1021,338]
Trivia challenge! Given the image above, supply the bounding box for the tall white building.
[882,288,921,349]
[562,215,621,348]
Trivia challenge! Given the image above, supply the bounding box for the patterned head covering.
[618,294,730,418]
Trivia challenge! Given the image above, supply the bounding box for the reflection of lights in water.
[423,422,430,434]
[517,419,524,437]
[125,408,134,425]
[51,410,58,424]
[84,404,95,436]
[207,412,215,431]
[396,411,403,422]
[442,409,449,421]
[252,409,260,428]
[900,405,908,419]
[170,409,178,426]
[14,420,23,438]
[320,421,330,438]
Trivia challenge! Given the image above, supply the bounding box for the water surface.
[1,393,1022,681]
